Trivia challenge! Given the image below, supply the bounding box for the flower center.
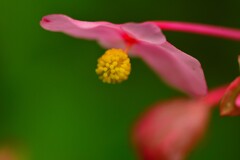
[96,48,131,84]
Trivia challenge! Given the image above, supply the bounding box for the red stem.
[201,85,228,107]
[154,21,240,41]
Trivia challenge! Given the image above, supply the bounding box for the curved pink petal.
[40,14,125,48]
[130,41,207,97]
[121,22,166,45]
[132,99,210,160]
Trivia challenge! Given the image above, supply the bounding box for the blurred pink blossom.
[132,86,226,160]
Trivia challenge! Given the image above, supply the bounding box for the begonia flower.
[40,14,208,97]
[40,15,240,96]
[132,86,226,160]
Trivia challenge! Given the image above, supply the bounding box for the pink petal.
[130,41,207,97]
[121,22,166,45]
[40,14,125,48]
[220,76,240,116]
[132,99,210,160]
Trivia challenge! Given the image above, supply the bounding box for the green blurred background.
[0,0,240,159]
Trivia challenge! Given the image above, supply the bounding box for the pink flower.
[40,14,207,97]
[132,86,226,160]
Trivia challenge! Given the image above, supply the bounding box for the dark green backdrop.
[0,0,240,159]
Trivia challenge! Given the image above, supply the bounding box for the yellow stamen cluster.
[96,48,131,84]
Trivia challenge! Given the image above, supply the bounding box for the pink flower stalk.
[154,21,240,41]
[132,86,227,160]
[40,14,208,97]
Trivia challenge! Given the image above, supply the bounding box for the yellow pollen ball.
[96,48,131,84]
